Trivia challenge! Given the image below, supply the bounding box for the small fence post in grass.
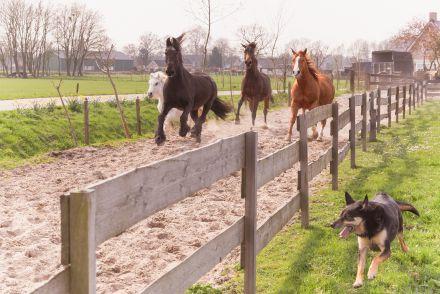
[288,81,292,106]
[136,97,142,136]
[424,81,427,101]
[243,131,257,294]
[413,83,417,108]
[84,98,90,145]
[365,73,370,91]
[331,102,339,190]
[376,88,381,133]
[402,85,406,119]
[297,113,309,227]
[369,91,377,142]
[349,95,356,169]
[69,189,96,294]
[408,84,412,115]
[395,86,399,123]
[361,93,367,152]
[387,87,392,127]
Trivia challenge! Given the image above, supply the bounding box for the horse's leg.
[318,119,327,141]
[155,104,172,145]
[179,104,192,137]
[235,97,244,124]
[309,102,320,140]
[285,103,299,142]
[263,97,269,126]
[192,101,212,143]
[189,110,199,137]
[251,100,259,127]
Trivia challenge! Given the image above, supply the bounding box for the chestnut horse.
[154,34,232,145]
[286,49,335,141]
[235,42,272,126]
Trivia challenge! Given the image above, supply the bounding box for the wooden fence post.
[369,91,377,142]
[84,98,90,145]
[243,131,257,294]
[387,88,392,128]
[69,189,96,294]
[408,84,412,115]
[331,102,339,190]
[349,96,356,169]
[376,89,381,133]
[350,70,355,93]
[413,83,417,108]
[395,87,399,123]
[288,81,292,106]
[402,85,406,119]
[424,81,428,101]
[136,97,142,136]
[361,93,367,152]
[297,113,309,227]
[365,73,370,91]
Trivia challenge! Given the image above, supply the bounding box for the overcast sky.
[38,0,440,51]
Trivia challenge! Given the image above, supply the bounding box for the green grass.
[0,74,350,100]
[207,101,440,293]
[0,93,291,169]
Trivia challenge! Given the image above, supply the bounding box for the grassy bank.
[0,74,350,100]
[0,93,292,169]
[199,101,440,293]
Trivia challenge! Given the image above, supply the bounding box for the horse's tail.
[211,98,232,120]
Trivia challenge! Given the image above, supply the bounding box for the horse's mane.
[304,55,319,80]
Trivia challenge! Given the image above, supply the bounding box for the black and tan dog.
[331,192,419,288]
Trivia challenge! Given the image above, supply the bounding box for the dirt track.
[0,95,353,293]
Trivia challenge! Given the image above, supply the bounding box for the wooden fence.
[31,81,430,294]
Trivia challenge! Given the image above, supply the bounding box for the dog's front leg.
[368,241,391,280]
[353,239,368,288]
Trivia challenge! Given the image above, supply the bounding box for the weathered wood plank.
[69,190,96,294]
[256,141,300,188]
[142,217,244,294]
[90,134,246,245]
[308,147,332,181]
[60,194,70,265]
[306,104,332,128]
[256,193,301,254]
[355,120,363,133]
[30,267,70,294]
[349,96,356,169]
[243,132,257,294]
[338,143,350,164]
[379,97,388,105]
[390,102,397,111]
[331,103,339,190]
[298,113,309,228]
[361,93,367,151]
[338,109,350,130]
[354,94,363,106]
[378,113,388,121]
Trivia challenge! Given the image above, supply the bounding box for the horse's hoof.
[261,124,268,130]
[235,119,240,125]
[196,136,201,143]
[285,135,291,142]
[179,126,190,137]
[317,137,323,142]
[155,135,166,146]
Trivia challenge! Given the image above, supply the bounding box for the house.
[49,50,134,73]
[371,50,413,76]
[406,12,440,71]
[146,59,166,72]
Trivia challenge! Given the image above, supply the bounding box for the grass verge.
[192,101,440,293]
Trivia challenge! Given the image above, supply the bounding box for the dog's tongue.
[339,226,353,239]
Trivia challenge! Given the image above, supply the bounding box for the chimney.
[429,12,437,22]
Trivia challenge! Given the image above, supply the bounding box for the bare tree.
[348,39,370,89]
[331,44,345,90]
[309,41,329,70]
[186,0,240,71]
[95,44,131,139]
[269,3,289,91]
[237,24,273,55]
[138,32,161,69]
[52,79,78,146]
[286,38,312,52]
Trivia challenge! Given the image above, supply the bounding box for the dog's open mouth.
[339,226,354,239]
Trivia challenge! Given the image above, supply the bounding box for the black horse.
[155,34,231,145]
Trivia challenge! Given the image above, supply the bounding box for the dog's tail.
[396,200,420,216]
[211,98,232,120]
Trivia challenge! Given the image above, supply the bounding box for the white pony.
[147,71,182,127]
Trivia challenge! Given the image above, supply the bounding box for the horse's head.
[147,71,167,99]
[242,42,257,70]
[291,48,308,77]
[165,34,184,77]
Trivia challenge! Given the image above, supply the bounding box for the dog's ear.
[362,195,369,208]
[345,192,355,205]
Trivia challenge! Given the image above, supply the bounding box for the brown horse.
[286,48,335,141]
[235,42,272,126]
[154,34,232,145]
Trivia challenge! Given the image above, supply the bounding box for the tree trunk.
[202,0,211,72]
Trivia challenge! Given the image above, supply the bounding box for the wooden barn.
[371,50,414,76]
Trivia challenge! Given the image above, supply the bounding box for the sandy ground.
[1,94,359,294]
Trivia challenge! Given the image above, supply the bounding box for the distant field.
[0,73,349,100]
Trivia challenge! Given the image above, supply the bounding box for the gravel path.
[1,94,359,294]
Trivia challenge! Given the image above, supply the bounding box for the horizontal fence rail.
[31,80,430,294]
